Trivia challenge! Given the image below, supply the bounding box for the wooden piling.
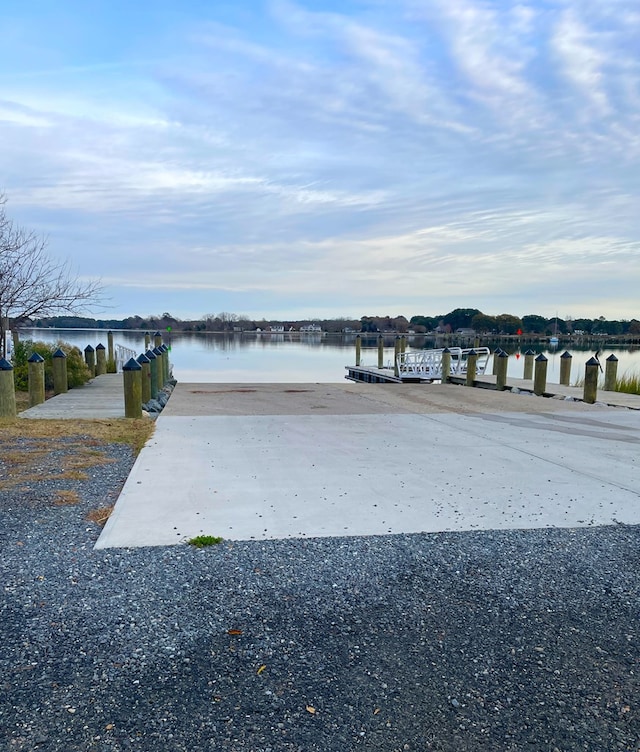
[160,344,170,383]
[465,349,478,387]
[123,358,142,418]
[52,348,68,395]
[28,353,45,407]
[146,349,158,398]
[0,358,16,417]
[523,350,535,380]
[441,348,451,384]
[559,351,572,386]
[137,353,151,404]
[107,331,116,373]
[153,347,164,387]
[604,354,618,391]
[495,350,509,391]
[355,334,361,367]
[84,345,96,376]
[492,348,501,376]
[394,337,400,377]
[144,332,151,351]
[583,357,599,404]
[533,354,547,396]
[96,343,107,375]
[377,335,384,369]
[154,331,163,348]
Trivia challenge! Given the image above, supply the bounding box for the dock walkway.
[19,373,126,419]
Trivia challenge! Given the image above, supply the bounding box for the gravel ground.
[1,440,639,752]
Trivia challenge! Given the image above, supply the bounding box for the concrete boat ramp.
[88,382,640,548]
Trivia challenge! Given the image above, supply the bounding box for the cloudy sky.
[1,0,639,322]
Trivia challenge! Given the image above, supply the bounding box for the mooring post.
[154,331,163,348]
[52,348,68,395]
[495,350,509,391]
[84,344,96,376]
[400,335,407,355]
[137,353,151,404]
[161,344,170,383]
[153,346,164,387]
[355,334,361,367]
[465,349,478,387]
[523,349,535,380]
[533,354,548,396]
[583,357,599,404]
[441,348,451,383]
[28,353,46,407]
[394,337,400,377]
[107,331,116,373]
[604,354,618,391]
[123,357,142,418]
[492,348,501,376]
[96,343,107,375]
[377,335,384,369]
[146,349,158,399]
[559,351,572,386]
[0,358,16,417]
[144,332,151,351]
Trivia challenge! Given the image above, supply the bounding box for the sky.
[1,0,639,322]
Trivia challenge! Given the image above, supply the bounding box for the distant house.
[455,328,476,336]
[269,325,285,333]
[300,323,323,333]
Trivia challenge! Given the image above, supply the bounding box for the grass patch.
[187,535,224,548]
[86,505,114,527]
[615,371,640,395]
[54,490,81,506]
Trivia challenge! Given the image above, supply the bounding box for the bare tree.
[0,194,103,357]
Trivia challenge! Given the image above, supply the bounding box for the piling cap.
[0,357,13,370]
[154,331,162,337]
[137,353,150,364]
[84,344,94,352]
[467,349,477,355]
[28,352,45,363]
[524,349,535,355]
[498,350,509,358]
[535,353,547,362]
[560,351,572,359]
[52,348,67,358]
[153,346,163,355]
[123,357,142,371]
[145,349,157,360]
[585,356,600,366]
[493,347,502,354]
[606,354,618,362]
[96,343,106,350]
[442,347,451,353]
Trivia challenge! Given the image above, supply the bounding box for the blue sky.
[1,0,639,321]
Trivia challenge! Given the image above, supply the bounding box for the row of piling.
[352,335,620,405]
[0,331,171,419]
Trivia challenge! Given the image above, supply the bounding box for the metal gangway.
[114,343,138,372]
[397,347,491,381]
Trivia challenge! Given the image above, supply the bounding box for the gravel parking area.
[1,439,639,751]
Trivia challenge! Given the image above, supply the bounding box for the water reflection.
[18,329,640,384]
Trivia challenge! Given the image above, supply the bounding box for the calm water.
[18,328,640,384]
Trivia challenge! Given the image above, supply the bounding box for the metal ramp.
[397,347,490,382]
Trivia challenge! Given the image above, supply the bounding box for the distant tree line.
[27,307,640,336]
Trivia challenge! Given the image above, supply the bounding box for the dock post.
[465,349,478,387]
[123,357,142,418]
[533,354,548,395]
[0,358,16,417]
[583,357,599,404]
[84,344,96,376]
[107,331,116,373]
[153,347,164,387]
[52,348,68,395]
[154,331,163,348]
[523,349,535,380]
[400,335,407,355]
[492,348,501,375]
[161,344,170,383]
[377,335,384,369]
[441,348,451,383]
[394,337,400,377]
[28,353,46,407]
[355,334,361,367]
[604,355,618,391]
[144,332,151,351]
[137,353,151,404]
[495,350,509,391]
[559,351,572,386]
[96,343,107,375]
[146,349,158,399]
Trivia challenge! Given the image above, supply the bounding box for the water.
[17,329,640,384]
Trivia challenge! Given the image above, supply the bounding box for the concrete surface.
[96,382,640,548]
[19,373,125,419]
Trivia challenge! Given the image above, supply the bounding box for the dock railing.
[397,347,490,381]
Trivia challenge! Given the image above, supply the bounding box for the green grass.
[187,534,224,548]
[615,370,640,395]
